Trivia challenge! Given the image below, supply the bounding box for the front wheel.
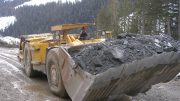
[46,49,67,97]
[24,43,36,77]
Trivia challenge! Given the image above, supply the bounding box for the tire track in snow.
[0,56,23,75]
[0,52,18,60]
[0,58,28,97]
[0,48,63,101]
[0,53,21,66]
[0,48,18,58]
[0,53,23,70]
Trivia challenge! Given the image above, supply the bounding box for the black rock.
[72,34,180,75]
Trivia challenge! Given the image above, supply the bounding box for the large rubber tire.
[46,49,67,98]
[24,43,36,77]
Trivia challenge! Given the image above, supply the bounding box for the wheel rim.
[50,64,58,86]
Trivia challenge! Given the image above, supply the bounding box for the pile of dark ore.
[72,34,180,75]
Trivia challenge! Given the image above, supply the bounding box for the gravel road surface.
[0,48,68,101]
[0,47,179,101]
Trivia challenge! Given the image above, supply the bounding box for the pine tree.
[97,0,178,39]
[178,0,180,40]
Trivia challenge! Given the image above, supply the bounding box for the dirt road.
[0,48,68,101]
[0,47,179,101]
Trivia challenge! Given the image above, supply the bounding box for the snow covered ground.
[0,35,20,45]
[177,73,180,77]
[0,16,16,31]
[0,16,19,46]
[3,0,14,2]
[15,0,81,9]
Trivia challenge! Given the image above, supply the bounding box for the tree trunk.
[167,17,171,36]
[142,11,145,34]
[178,0,180,40]
[124,17,126,33]
[127,17,130,33]
[158,19,161,34]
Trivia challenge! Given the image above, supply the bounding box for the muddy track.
[0,48,68,101]
[0,53,22,69]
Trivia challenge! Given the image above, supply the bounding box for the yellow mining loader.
[18,23,109,75]
[18,23,180,101]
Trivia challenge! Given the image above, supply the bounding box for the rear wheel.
[24,43,36,77]
[46,49,67,97]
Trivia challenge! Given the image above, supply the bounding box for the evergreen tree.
[97,0,179,39]
[2,0,108,37]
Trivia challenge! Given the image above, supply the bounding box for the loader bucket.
[58,46,180,101]
[83,52,180,101]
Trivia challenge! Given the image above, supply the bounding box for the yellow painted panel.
[51,23,95,31]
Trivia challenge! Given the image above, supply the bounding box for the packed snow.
[177,73,180,77]
[3,0,14,2]
[0,16,16,31]
[154,39,160,43]
[0,35,20,45]
[15,0,81,9]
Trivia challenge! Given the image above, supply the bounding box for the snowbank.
[15,0,81,9]
[0,36,20,45]
[3,0,14,2]
[0,16,16,31]
[177,73,180,77]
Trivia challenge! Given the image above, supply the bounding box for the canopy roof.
[51,23,95,31]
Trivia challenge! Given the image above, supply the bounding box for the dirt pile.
[73,34,180,75]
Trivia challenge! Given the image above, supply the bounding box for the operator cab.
[51,23,112,45]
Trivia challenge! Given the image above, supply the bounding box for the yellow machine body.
[18,23,110,73]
